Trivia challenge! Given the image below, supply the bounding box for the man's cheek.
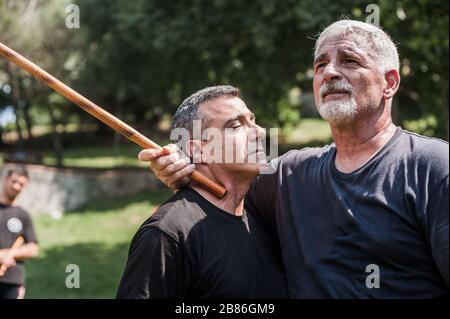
[234,136,248,163]
[222,133,234,163]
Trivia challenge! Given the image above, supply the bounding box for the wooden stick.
[0,236,25,277]
[0,41,227,199]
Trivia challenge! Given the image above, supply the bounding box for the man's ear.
[186,139,203,164]
[383,69,400,99]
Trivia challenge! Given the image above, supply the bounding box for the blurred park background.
[0,0,448,298]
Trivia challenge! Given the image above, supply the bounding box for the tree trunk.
[5,62,24,146]
[23,105,33,142]
[13,108,24,145]
[21,80,35,143]
[0,125,4,147]
[49,108,63,167]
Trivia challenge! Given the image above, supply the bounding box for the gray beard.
[318,97,358,126]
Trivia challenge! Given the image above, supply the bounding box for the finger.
[159,157,191,177]
[138,149,163,161]
[152,152,183,171]
[166,164,195,188]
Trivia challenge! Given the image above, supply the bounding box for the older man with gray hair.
[139,20,448,298]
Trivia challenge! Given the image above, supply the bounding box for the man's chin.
[6,193,18,201]
[318,102,357,126]
[243,163,263,177]
[319,114,350,126]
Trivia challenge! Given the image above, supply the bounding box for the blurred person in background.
[0,166,39,299]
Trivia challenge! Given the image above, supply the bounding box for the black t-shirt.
[0,204,38,286]
[116,188,288,299]
[246,127,449,298]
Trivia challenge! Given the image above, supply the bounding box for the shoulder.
[276,144,335,171]
[4,206,31,220]
[400,129,449,177]
[138,189,206,243]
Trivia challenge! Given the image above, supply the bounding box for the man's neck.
[190,166,253,216]
[331,106,397,173]
[0,193,13,206]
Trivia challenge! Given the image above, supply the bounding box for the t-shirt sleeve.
[116,226,187,299]
[20,209,38,244]
[424,175,449,286]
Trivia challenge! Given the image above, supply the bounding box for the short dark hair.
[6,165,29,178]
[172,85,241,140]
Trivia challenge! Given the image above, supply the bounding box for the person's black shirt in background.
[116,188,288,299]
[0,204,38,286]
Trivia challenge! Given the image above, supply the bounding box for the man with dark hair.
[116,85,287,299]
[0,166,39,299]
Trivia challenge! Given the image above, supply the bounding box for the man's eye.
[232,124,245,130]
[345,59,359,65]
[315,63,326,71]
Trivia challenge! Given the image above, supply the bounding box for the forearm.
[0,243,39,261]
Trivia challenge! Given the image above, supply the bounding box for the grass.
[25,188,172,299]
[41,144,146,168]
[0,142,147,169]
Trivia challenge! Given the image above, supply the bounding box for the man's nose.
[322,62,341,82]
[256,125,266,140]
[247,125,266,140]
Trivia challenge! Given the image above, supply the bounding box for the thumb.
[138,149,163,161]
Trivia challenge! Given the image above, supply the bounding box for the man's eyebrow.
[314,46,366,63]
[224,113,243,126]
[338,46,365,58]
[314,53,328,64]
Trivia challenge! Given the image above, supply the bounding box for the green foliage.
[73,0,449,137]
[73,0,367,128]
[377,0,449,139]
[404,114,439,137]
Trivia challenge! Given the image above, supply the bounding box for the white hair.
[314,20,400,73]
